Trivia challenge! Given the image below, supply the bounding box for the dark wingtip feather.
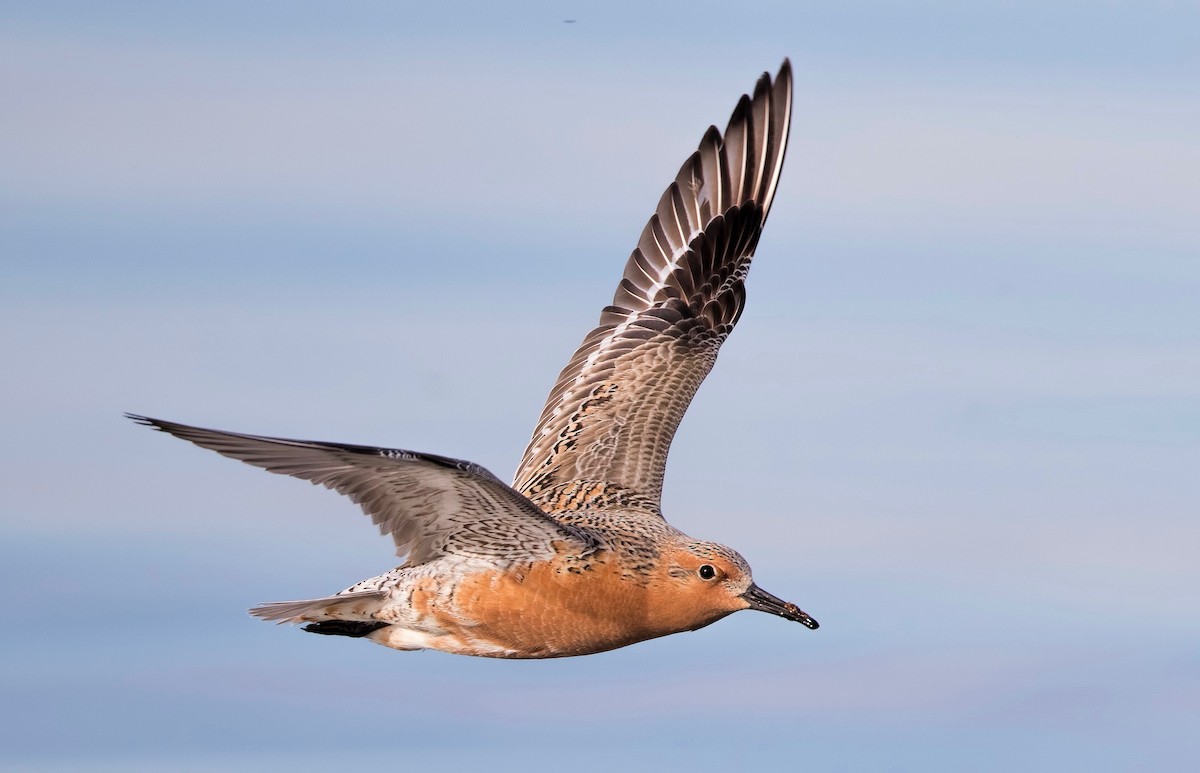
[753,70,771,100]
[724,94,751,132]
[126,413,200,439]
[126,413,166,430]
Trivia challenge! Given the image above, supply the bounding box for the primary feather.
[512,61,793,517]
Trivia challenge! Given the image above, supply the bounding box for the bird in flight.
[130,59,816,659]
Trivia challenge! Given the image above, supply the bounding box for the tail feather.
[304,620,390,637]
[249,589,386,623]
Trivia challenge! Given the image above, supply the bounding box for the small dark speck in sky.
[563,19,576,24]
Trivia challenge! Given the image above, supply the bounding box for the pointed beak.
[742,584,819,629]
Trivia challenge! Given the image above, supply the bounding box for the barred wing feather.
[129,415,593,565]
[513,61,793,517]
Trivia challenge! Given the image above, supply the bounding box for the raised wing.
[513,60,793,518]
[129,415,593,565]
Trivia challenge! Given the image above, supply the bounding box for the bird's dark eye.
[698,564,717,580]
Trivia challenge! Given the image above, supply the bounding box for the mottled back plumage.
[513,61,793,518]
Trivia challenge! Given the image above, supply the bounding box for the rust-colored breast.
[443,550,730,658]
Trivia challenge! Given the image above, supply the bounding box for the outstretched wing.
[513,60,793,518]
[130,415,594,565]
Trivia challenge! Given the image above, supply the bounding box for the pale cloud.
[0,32,716,223]
[796,84,1200,238]
[3,28,1196,249]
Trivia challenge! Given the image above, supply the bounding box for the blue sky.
[2,1,1198,770]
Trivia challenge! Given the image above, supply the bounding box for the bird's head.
[655,540,819,632]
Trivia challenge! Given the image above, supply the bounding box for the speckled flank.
[133,60,817,660]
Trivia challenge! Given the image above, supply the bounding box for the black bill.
[742,584,819,629]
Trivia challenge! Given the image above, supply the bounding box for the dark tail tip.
[302,620,390,638]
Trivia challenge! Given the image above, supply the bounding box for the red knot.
[129,60,817,659]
